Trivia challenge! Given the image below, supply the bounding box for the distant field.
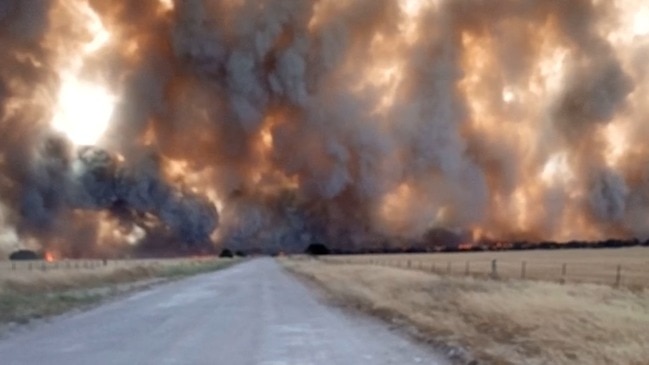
[0,257,217,272]
[0,257,230,293]
[326,247,649,288]
[0,257,235,325]
[283,257,649,365]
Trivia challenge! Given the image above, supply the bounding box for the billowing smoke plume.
[1,0,649,256]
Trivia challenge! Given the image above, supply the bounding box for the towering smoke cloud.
[0,0,648,256]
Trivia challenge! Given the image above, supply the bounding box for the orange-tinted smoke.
[1,0,649,256]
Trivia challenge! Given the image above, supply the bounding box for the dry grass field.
[329,247,649,288]
[0,257,235,324]
[283,256,649,365]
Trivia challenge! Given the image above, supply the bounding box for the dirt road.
[0,258,447,365]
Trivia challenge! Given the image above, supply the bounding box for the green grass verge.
[158,259,237,278]
[0,292,102,324]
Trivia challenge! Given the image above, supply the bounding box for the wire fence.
[0,257,219,273]
[322,255,649,288]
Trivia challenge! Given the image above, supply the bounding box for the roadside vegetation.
[0,258,237,325]
[283,258,649,365]
[331,247,649,288]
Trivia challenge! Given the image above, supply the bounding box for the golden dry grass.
[332,247,649,288]
[0,258,234,324]
[283,258,649,365]
[0,258,228,294]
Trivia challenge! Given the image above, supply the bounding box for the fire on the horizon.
[1,0,649,256]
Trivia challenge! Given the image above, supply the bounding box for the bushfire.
[0,0,649,257]
[44,251,55,263]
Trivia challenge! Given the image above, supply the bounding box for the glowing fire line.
[50,2,116,147]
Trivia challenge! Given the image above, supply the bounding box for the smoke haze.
[1,0,648,256]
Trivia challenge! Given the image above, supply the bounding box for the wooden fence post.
[614,264,622,288]
[560,263,567,284]
[521,261,526,279]
[465,261,470,276]
[491,259,498,279]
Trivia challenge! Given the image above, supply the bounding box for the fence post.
[521,261,526,279]
[614,264,622,288]
[491,259,498,279]
[465,261,470,276]
[560,263,567,284]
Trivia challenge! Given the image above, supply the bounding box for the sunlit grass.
[283,258,649,365]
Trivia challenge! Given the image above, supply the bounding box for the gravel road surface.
[0,258,448,365]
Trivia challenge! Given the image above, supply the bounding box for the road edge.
[279,258,476,365]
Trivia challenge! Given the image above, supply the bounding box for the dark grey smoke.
[75,145,218,244]
[1,0,649,256]
[14,135,218,255]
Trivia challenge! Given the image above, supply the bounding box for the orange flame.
[44,251,56,262]
[458,243,474,251]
